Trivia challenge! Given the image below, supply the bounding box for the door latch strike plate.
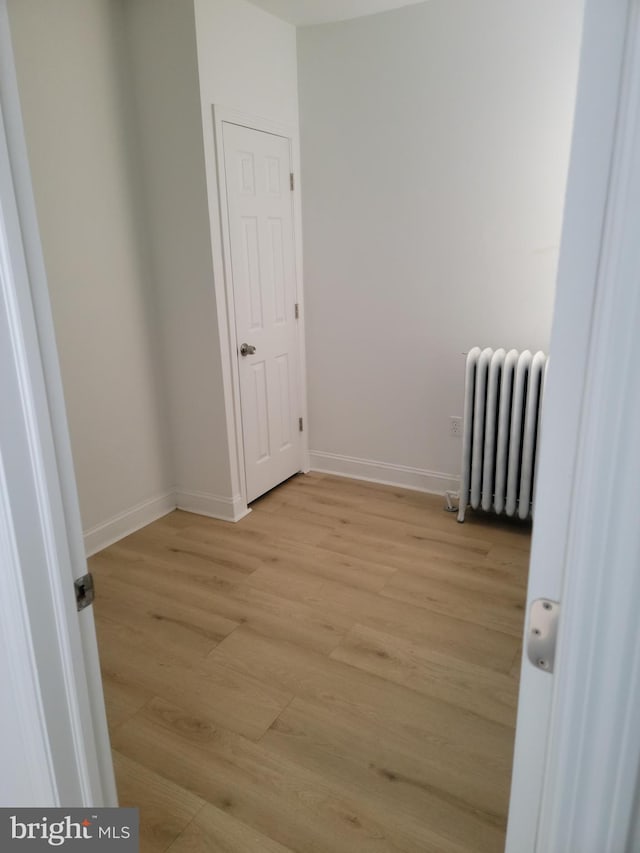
[527,598,560,673]
[74,572,95,612]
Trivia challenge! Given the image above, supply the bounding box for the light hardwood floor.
[90,472,530,853]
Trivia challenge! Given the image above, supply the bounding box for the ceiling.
[245,0,428,27]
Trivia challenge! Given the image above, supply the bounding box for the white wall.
[123,0,300,517]
[194,0,299,126]
[8,0,301,544]
[192,0,300,499]
[7,0,173,537]
[298,0,583,490]
[122,0,239,520]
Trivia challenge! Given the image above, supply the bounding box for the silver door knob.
[240,343,256,356]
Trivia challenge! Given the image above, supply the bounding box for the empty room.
[8,0,634,851]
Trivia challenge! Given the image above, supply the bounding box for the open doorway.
[3,0,616,843]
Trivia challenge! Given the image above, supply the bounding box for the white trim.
[309,450,459,495]
[0,7,113,802]
[505,0,632,848]
[0,450,57,805]
[210,105,309,508]
[175,489,250,523]
[83,491,175,557]
[505,0,640,847]
[210,107,249,508]
[534,2,640,849]
[84,487,253,555]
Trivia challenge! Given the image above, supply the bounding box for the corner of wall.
[122,0,237,509]
[83,490,176,557]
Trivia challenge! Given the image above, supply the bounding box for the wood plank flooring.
[90,472,530,853]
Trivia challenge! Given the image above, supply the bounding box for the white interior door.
[223,122,302,503]
[506,0,633,849]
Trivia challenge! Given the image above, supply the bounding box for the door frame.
[211,106,310,512]
[4,0,640,839]
[0,0,115,805]
[507,0,640,848]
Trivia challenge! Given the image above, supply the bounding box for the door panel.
[505,0,630,848]
[223,123,301,502]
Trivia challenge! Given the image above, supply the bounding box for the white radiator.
[457,347,548,523]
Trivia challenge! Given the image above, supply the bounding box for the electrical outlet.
[450,416,463,437]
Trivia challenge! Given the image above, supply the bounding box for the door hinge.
[290,172,295,191]
[526,598,560,673]
[295,302,299,319]
[299,417,304,432]
[74,572,95,612]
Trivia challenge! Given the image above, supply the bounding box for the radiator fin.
[458,347,547,522]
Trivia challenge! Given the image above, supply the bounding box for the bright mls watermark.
[0,809,138,851]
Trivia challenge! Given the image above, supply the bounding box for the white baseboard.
[82,455,454,557]
[309,450,460,495]
[84,490,176,557]
[175,489,250,523]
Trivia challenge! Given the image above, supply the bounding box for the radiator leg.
[444,490,459,513]
[457,503,466,523]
